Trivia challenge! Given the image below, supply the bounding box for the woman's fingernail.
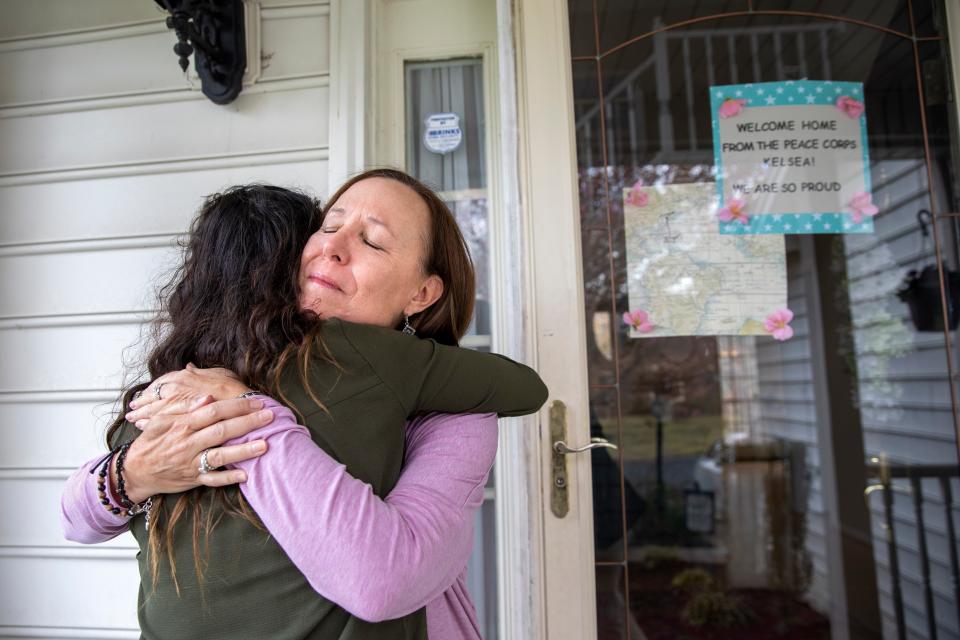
[128,401,138,409]
[258,409,273,421]
[252,441,266,454]
[124,412,133,421]
[135,419,146,428]
[248,398,264,409]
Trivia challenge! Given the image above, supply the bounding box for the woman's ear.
[404,274,444,317]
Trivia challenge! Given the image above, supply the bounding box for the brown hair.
[322,168,476,345]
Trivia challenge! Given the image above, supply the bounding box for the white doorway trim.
[493,1,547,639]
[512,0,599,638]
[327,0,373,188]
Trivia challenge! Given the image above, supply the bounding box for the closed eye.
[362,235,384,251]
[320,225,383,250]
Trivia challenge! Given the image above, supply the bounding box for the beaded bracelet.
[91,445,154,525]
[115,444,154,523]
[93,447,123,516]
[114,442,135,509]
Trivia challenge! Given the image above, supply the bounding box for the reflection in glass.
[751,0,914,36]
[570,3,960,639]
[590,387,629,563]
[447,197,491,339]
[595,565,642,640]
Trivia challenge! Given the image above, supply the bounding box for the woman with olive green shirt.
[65,317,547,639]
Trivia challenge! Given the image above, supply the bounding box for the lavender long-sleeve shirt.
[61,405,498,639]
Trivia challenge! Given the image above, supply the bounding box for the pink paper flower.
[718,98,748,119]
[835,95,865,119]
[764,309,794,341]
[623,310,654,333]
[625,179,649,207]
[847,191,879,223]
[717,197,749,224]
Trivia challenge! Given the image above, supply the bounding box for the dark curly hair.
[105,184,326,593]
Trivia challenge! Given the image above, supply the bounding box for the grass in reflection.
[598,414,722,460]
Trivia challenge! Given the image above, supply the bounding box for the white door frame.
[504,1,960,638]
[491,0,548,638]
[512,0,598,638]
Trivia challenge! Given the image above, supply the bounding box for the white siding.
[849,158,960,640]
[0,1,331,637]
[754,156,960,640]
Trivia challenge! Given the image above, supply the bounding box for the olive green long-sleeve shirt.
[117,318,547,640]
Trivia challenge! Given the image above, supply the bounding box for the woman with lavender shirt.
[61,171,545,639]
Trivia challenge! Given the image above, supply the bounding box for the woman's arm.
[61,459,131,544]
[60,398,272,542]
[125,324,549,424]
[62,395,499,623]
[222,400,499,622]
[338,319,548,417]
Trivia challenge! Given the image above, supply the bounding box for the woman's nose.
[320,231,347,263]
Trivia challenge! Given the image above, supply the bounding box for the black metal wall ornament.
[154,0,246,105]
[896,210,960,332]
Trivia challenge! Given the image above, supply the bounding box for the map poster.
[710,80,875,235]
[623,182,787,338]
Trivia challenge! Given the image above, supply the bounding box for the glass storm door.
[558,1,960,638]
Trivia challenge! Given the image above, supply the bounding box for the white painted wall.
[0,1,330,637]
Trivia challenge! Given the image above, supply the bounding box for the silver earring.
[402,315,416,335]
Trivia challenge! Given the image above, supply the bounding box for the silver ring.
[198,449,214,475]
[154,383,164,401]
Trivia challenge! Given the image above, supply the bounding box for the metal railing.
[866,458,960,640]
[574,21,845,163]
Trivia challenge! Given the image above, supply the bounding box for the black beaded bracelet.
[91,444,153,522]
[93,447,123,516]
[114,442,135,510]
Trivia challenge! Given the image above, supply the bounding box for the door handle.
[549,401,618,518]
[553,438,618,455]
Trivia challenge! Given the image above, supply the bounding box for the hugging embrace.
[61,169,547,640]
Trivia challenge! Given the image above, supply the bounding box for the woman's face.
[298,177,443,328]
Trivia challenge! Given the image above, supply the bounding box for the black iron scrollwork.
[154,0,246,105]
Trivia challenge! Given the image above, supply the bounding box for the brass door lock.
[548,400,617,518]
